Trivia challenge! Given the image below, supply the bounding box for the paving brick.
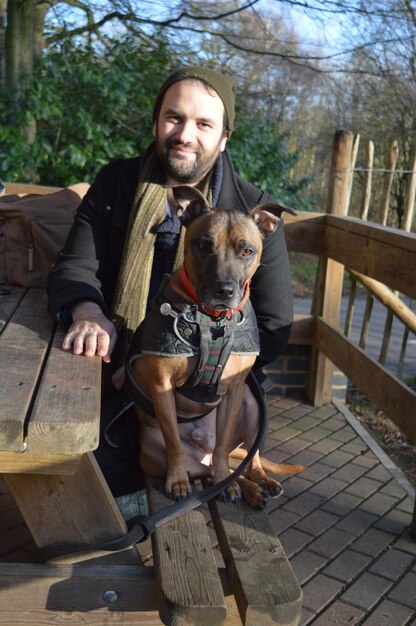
[370,548,415,580]
[340,436,368,452]
[359,492,399,516]
[324,548,371,582]
[268,507,301,533]
[308,527,355,559]
[308,438,341,455]
[375,508,413,536]
[331,463,367,484]
[320,449,355,468]
[289,449,324,467]
[322,492,361,517]
[336,508,378,536]
[298,426,332,443]
[393,531,416,556]
[262,447,290,463]
[308,406,339,420]
[267,425,300,443]
[352,454,379,469]
[309,476,347,499]
[282,406,314,419]
[366,465,392,483]
[277,437,311,455]
[361,599,414,625]
[302,574,344,613]
[290,549,327,584]
[345,476,382,499]
[279,475,314,496]
[341,572,392,610]
[331,429,358,444]
[299,606,316,626]
[299,462,335,483]
[352,527,394,556]
[291,415,323,431]
[283,491,325,516]
[388,571,416,609]
[396,496,415,514]
[295,509,339,536]
[279,527,312,557]
[311,600,364,625]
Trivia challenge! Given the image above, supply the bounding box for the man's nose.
[174,121,196,144]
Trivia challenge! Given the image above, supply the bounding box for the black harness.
[125,275,260,420]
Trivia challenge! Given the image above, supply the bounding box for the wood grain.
[147,477,227,626]
[27,326,101,455]
[209,497,302,626]
[0,289,53,450]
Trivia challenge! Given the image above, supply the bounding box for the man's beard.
[156,135,223,184]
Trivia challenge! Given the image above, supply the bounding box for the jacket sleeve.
[47,162,121,324]
[250,216,293,369]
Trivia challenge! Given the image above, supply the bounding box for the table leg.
[4,452,141,565]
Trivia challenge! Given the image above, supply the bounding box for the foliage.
[0,37,176,185]
[229,115,315,211]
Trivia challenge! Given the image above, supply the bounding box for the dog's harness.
[125,267,260,421]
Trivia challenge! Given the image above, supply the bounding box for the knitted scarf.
[112,147,212,343]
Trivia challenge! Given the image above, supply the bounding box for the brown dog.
[127,186,303,506]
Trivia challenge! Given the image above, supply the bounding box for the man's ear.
[251,203,297,237]
[220,131,230,152]
[170,185,211,226]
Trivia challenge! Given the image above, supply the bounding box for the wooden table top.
[0,286,101,474]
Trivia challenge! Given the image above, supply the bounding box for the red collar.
[179,265,250,319]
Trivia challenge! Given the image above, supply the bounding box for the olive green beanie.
[153,66,236,132]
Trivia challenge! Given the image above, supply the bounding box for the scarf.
[112,147,212,346]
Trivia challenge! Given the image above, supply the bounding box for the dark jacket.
[47,147,293,370]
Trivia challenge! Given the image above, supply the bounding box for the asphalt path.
[294,295,416,383]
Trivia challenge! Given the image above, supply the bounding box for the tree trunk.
[4,0,48,179]
[0,0,6,85]
[5,0,48,91]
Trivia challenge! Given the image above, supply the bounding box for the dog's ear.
[171,185,211,226]
[250,203,297,237]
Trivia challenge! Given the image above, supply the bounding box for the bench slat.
[147,477,227,626]
[209,498,302,626]
[0,289,52,450]
[0,562,161,621]
[27,326,101,455]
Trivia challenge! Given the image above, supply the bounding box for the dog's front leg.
[151,386,192,500]
[212,381,245,502]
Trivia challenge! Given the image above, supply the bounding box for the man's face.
[153,80,229,185]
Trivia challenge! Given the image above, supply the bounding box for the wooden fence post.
[306,129,353,406]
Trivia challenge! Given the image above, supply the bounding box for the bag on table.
[0,188,83,288]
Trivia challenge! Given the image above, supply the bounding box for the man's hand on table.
[62,301,117,363]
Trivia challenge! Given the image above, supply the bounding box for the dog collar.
[179,264,250,319]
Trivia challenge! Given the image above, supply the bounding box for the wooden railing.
[285,130,416,447]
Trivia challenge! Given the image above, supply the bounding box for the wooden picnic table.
[0,285,302,625]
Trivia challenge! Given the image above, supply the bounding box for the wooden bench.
[0,285,302,625]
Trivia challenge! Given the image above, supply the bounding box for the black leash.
[43,371,267,562]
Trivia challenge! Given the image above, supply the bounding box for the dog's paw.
[266,480,284,498]
[166,477,192,501]
[217,482,242,504]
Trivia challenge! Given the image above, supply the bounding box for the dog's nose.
[215,282,235,300]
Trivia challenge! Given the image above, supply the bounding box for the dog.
[126,185,303,507]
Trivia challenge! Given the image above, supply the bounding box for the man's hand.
[62,301,117,363]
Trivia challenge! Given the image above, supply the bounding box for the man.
[48,66,293,517]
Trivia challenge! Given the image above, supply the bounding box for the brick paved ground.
[1,389,415,625]
[261,391,416,626]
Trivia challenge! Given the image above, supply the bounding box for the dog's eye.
[241,247,254,257]
[196,238,212,252]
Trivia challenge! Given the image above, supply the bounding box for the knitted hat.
[153,66,236,132]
